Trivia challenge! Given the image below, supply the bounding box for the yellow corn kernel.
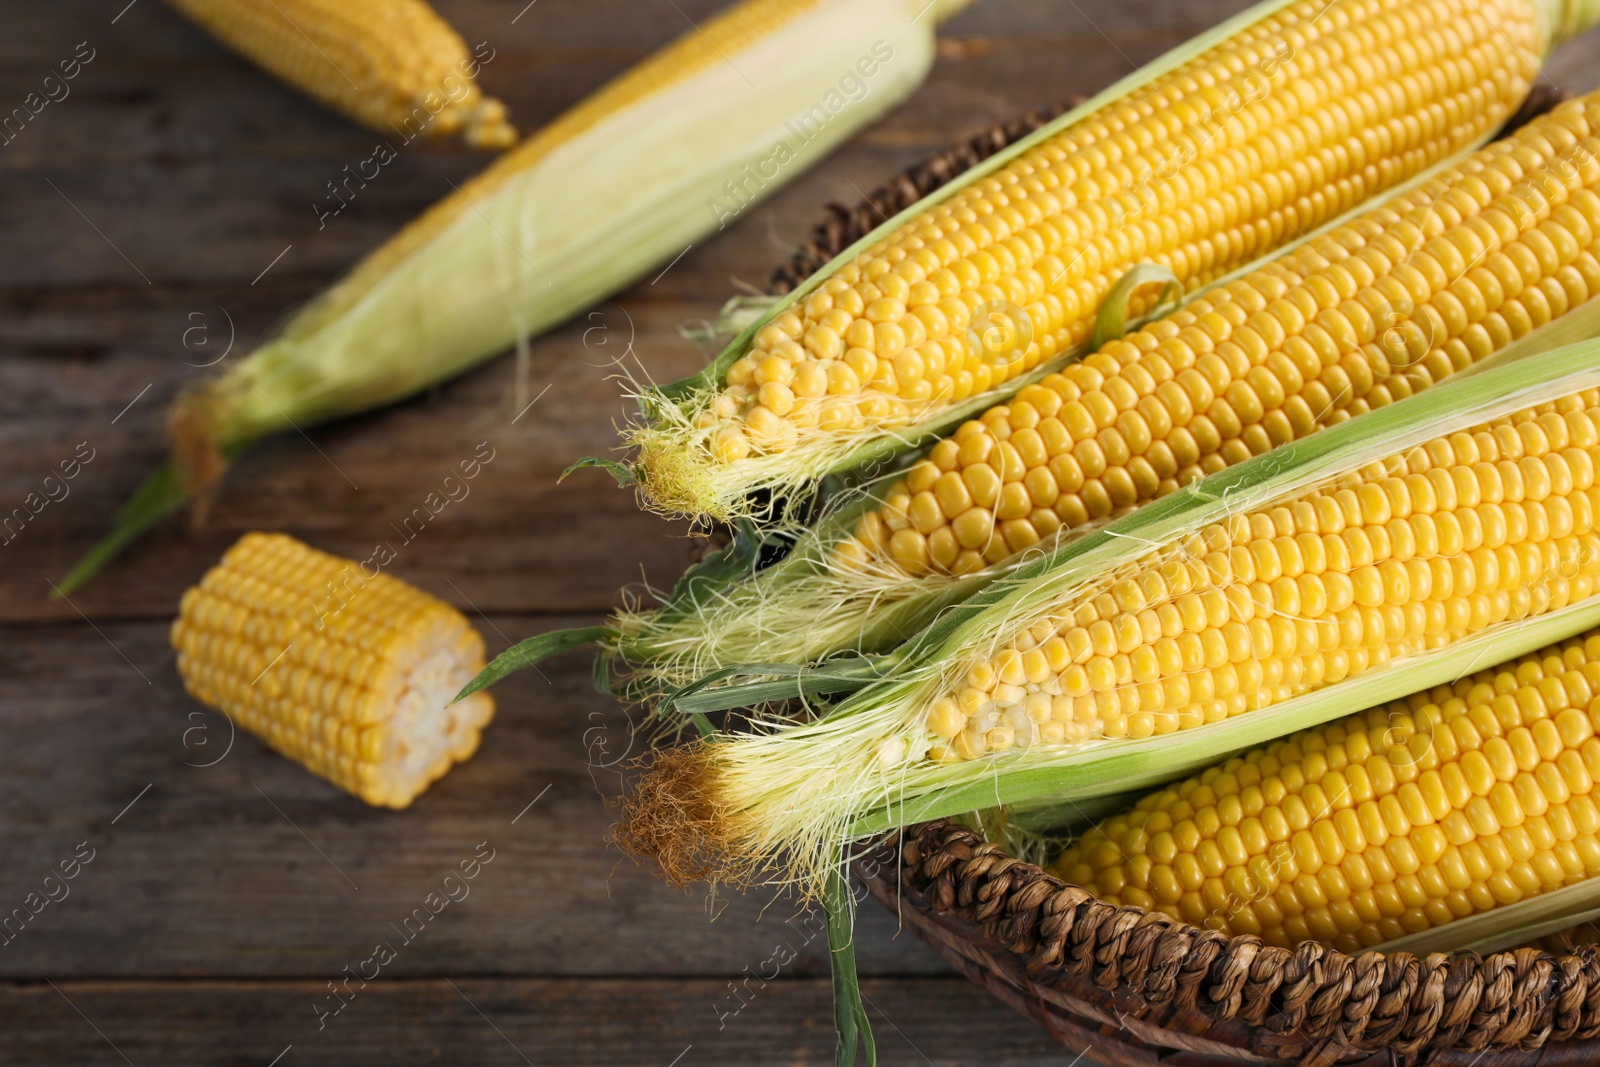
[1054,630,1600,954]
[170,533,494,809]
[163,0,516,147]
[835,93,1600,578]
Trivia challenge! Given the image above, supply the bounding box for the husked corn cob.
[1054,630,1600,954]
[923,388,1600,762]
[171,533,494,808]
[655,0,1562,518]
[834,94,1600,578]
[164,0,515,148]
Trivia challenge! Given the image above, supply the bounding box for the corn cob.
[1053,630,1600,954]
[771,86,1584,298]
[163,0,516,148]
[618,343,1600,892]
[838,99,1600,578]
[171,532,494,808]
[62,0,964,594]
[923,386,1600,761]
[564,92,1600,699]
[636,0,1600,524]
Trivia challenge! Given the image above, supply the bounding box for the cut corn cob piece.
[62,0,962,594]
[171,532,493,808]
[1053,629,1600,955]
[591,91,1600,697]
[618,342,1600,892]
[636,0,1596,523]
[163,0,516,148]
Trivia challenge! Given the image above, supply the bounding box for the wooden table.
[5,1,1598,1063]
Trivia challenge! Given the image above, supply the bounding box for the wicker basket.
[857,821,1600,1066]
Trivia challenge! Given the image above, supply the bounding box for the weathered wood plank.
[1,976,1067,1066]
[0,616,951,980]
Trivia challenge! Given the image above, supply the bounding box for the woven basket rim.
[861,820,1600,1065]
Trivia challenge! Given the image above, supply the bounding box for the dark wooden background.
[4,1,1598,1063]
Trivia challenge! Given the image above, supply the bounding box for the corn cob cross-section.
[639,0,1583,521]
[835,93,1600,579]
[1054,630,1600,954]
[171,533,494,808]
[163,0,516,148]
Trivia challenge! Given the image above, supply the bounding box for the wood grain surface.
[4,0,1599,1063]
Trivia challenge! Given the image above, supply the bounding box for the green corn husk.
[57,0,968,594]
[626,0,1600,528]
[615,341,1600,893]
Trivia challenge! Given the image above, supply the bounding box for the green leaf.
[591,650,614,697]
[826,857,874,1067]
[454,625,615,702]
[560,456,636,489]
[1090,262,1182,350]
[54,462,189,597]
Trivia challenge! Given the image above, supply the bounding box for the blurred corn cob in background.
[633,0,1600,525]
[164,0,516,148]
[62,0,970,594]
[616,343,1600,892]
[172,533,494,808]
